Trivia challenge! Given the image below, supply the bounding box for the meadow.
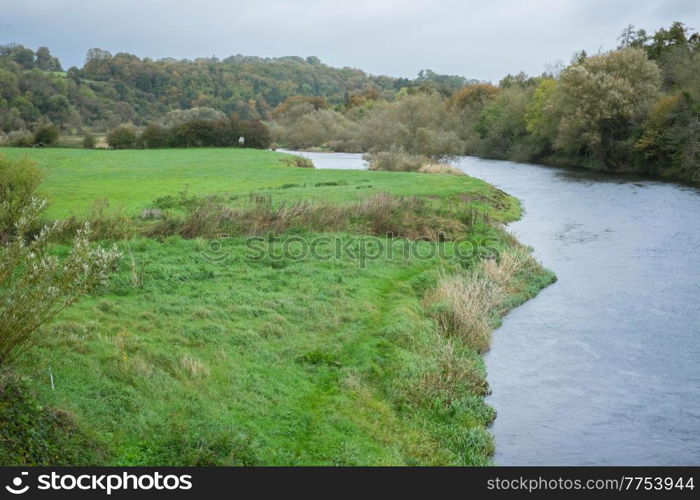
[0,148,516,220]
[0,148,553,465]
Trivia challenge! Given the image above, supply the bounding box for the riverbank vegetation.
[269,23,700,182]
[0,148,553,465]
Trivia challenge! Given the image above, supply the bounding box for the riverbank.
[1,148,554,465]
[469,149,700,186]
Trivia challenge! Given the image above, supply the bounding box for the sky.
[1,0,699,82]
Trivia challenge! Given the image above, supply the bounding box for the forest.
[0,22,698,182]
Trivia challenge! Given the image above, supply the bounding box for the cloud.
[1,0,698,81]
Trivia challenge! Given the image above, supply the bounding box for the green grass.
[12,236,479,464]
[0,148,518,221]
[1,147,552,465]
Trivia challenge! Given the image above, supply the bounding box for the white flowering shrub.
[0,161,120,365]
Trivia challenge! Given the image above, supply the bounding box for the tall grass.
[426,244,547,353]
[146,192,469,241]
[418,163,465,176]
[365,149,429,172]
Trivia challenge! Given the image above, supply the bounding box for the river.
[291,150,700,466]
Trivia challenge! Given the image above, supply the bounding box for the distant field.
[0,147,517,220]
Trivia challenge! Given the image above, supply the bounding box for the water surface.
[299,150,700,465]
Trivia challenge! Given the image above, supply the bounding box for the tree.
[32,124,59,146]
[475,86,531,159]
[242,119,271,149]
[140,124,170,148]
[9,45,35,69]
[447,83,500,145]
[85,48,112,64]
[646,22,690,60]
[35,47,62,71]
[157,107,226,128]
[447,83,499,115]
[82,133,96,149]
[617,24,636,49]
[555,47,661,166]
[273,95,328,116]
[524,78,560,157]
[358,93,463,158]
[169,119,219,147]
[0,69,19,100]
[106,126,137,149]
[636,92,700,180]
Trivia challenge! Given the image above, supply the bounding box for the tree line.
[0,22,698,181]
[270,22,700,182]
[106,113,270,149]
[0,43,464,134]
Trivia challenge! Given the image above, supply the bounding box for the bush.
[426,245,550,353]
[243,119,272,149]
[280,157,314,168]
[137,116,271,149]
[418,163,465,176]
[32,124,59,146]
[140,124,169,149]
[365,148,429,172]
[0,156,120,366]
[0,371,103,465]
[168,119,219,147]
[82,133,96,149]
[107,126,137,149]
[7,130,33,147]
[0,154,42,241]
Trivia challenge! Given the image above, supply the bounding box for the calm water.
[278,149,369,170]
[297,150,700,465]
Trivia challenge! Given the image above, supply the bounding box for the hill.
[0,44,471,132]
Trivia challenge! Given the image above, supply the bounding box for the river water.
[293,150,700,466]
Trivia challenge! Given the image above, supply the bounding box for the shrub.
[139,124,169,149]
[280,157,314,168]
[7,130,33,147]
[152,191,466,241]
[418,163,465,175]
[156,107,226,128]
[243,119,272,149]
[426,245,545,353]
[0,156,120,366]
[32,125,59,146]
[0,370,103,465]
[0,154,42,242]
[0,205,120,365]
[82,133,96,149]
[107,126,137,149]
[137,116,271,149]
[169,119,219,148]
[366,148,428,172]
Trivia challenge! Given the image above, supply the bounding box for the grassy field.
[0,148,517,220]
[1,147,553,465]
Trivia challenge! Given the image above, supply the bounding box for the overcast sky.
[1,0,698,81]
